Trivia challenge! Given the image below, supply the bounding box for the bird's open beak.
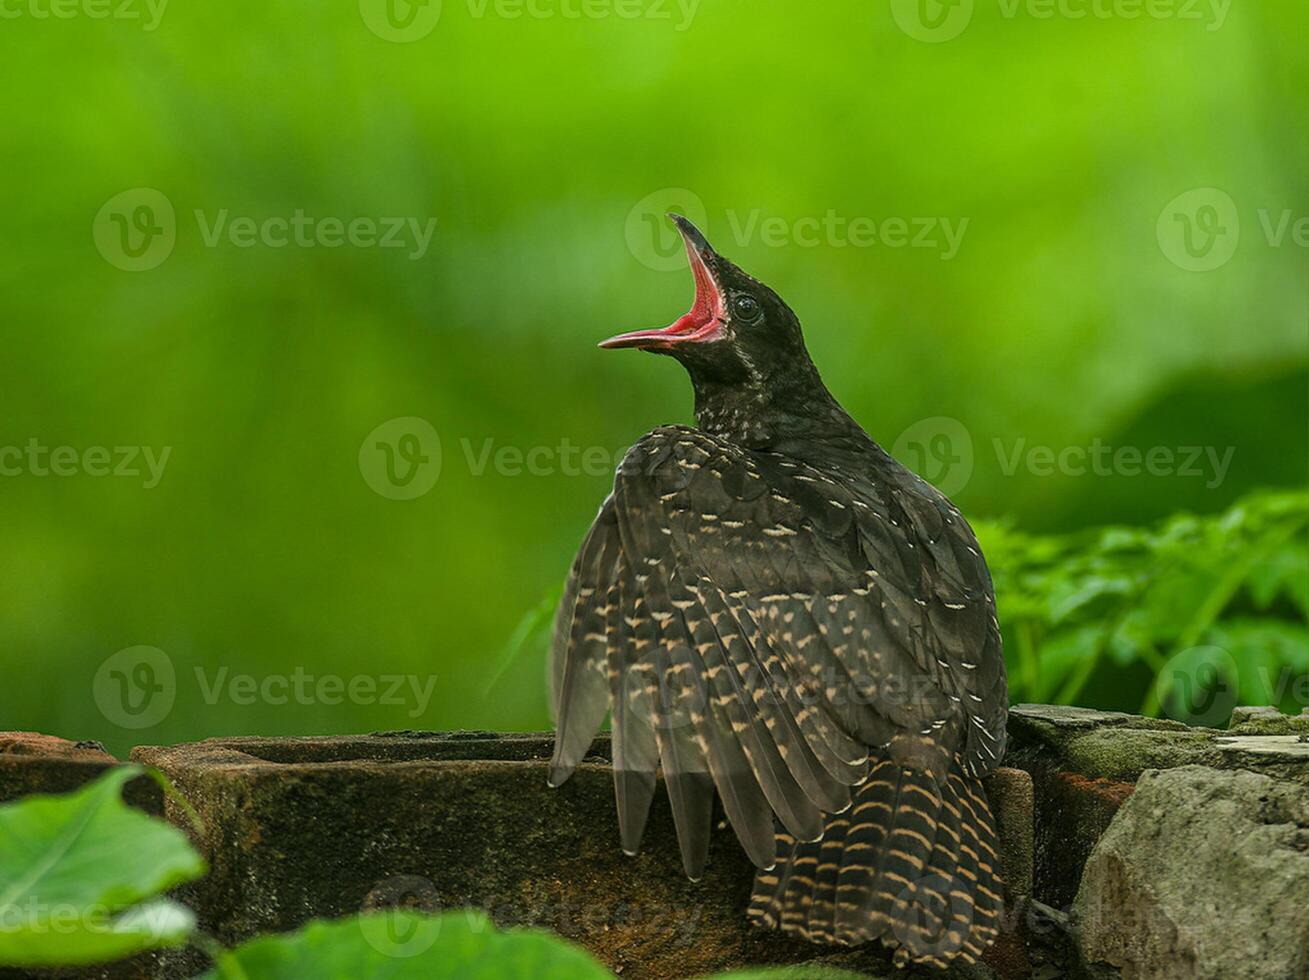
[599,214,727,350]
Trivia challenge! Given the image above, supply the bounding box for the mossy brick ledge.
[127,732,1033,980]
[6,705,1307,980]
[0,732,161,811]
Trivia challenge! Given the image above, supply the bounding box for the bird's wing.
[549,425,1006,877]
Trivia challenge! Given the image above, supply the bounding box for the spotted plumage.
[549,215,1008,967]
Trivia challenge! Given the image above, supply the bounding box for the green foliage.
[978,490,1309,719]
[203,910,611,980]
[0,766,206,967]
[705,970,870,980]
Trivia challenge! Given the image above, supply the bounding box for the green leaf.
[203,910,613,980]
[483,587,563,698]
[1246,539,1309,614]
[704,969,870,980]
[0,765,206,967]
[1207,618,1309,706]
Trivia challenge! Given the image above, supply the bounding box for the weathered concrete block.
[985,767,1035,904]
[131,732,1022,980]
[1007,705,1309,785]
[1227,705,1309,735]
[0,732,159,812]
[1002,704,1309,911]
[1073,766,1309,980]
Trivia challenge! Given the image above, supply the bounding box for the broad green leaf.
[1246,540,1309,614]
[203,910,612,980]
[706,969,871,980]
[0,765,205,967]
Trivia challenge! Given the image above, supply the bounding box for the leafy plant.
[202,910,611,980]
[976,489,1308,719]
[0,765,206,967]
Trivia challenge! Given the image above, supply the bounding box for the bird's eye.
[732,295,761,320]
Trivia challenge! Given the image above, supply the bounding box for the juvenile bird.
[548,214,1008,968]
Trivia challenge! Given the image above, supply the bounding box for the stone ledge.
[1073,765,1309,980]
[1001,703,1309,913]
[0,732,161,812]
[128,732,1032,980]
[9,705,1305,980]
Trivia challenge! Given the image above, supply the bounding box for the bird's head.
[601,214,809,388]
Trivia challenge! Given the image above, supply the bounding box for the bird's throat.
[690,363,852,450]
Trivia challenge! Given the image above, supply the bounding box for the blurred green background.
[1,0,1305,755]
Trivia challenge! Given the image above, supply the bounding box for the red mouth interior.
[599,236,725,349]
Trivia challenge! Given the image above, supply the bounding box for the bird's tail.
[746,755,1004,968]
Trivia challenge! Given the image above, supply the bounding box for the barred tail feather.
[747,755,1003,968]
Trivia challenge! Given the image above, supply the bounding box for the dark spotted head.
[601,215,812,390]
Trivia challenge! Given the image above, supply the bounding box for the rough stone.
[1227,705,1309,736]
[130,732,1026,980]
[985,767,1035,904]
[1072,766,1309,980]
[1002,704,1309,910]
[1007,705,1309,785]
[0,731,162,812]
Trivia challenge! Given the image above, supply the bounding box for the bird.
[547,213,1008,968]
